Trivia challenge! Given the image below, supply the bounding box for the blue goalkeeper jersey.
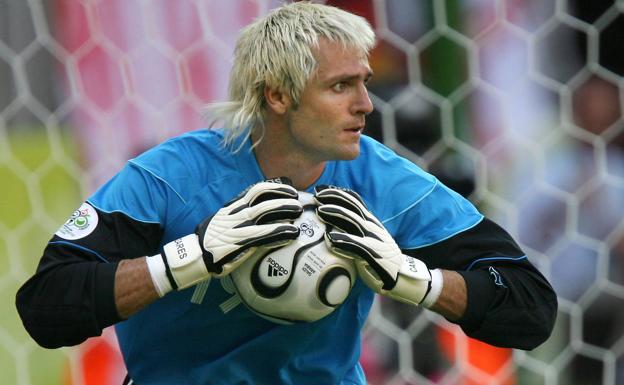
[84,129,483,384]
[85,128,483,384]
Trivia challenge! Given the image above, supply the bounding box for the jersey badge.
[55,202,99,240]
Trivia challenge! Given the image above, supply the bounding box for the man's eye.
[332,82,347,92]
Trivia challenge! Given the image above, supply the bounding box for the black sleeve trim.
[403,217,558,350]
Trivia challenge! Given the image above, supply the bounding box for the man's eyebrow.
[325,70,374,84]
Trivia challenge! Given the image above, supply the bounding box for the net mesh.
[1,1,623,384]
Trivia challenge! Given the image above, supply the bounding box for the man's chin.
[336,146,360,161]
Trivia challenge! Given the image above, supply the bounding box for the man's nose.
[352,83,373,115]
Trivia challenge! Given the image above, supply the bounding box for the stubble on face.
[282,40,373,163]
[253,40,373,190]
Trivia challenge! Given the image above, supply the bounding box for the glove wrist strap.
[161,234,210,291]
[421,268,443,308]
[146,254,173,297]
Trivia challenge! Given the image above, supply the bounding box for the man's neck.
[251,130,325,191]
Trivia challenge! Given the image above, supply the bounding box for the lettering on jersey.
[219,276,242,313]
[55,202,99,240]
[190,279,210,305]
[264,177,288,185]
[190,276,244,316]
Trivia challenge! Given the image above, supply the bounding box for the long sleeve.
[404,217,558,350]
[15,205,164,348]
[16,250,121,348]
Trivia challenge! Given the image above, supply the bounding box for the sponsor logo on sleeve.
[489,266,507,288]
[55,202,99,240]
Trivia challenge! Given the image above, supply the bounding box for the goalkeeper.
[16,2,557,385]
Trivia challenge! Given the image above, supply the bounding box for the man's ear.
[264,86,291,115]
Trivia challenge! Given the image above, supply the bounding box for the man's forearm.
[429,270,467,320]
[115,257,161,319]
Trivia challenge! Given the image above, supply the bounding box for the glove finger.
[325,231,397,289]
[353,259,390,294]
[314,186,384,228]
[315,185,365,204]
[314,186,366,218]
[241,198,303,225]
[246,181,298,206]
[234,222,300,248]
[223,179,297,211]
[316,204,387,241]
[210,223,300,274]
[322,231,357,260]
[316,205,365,236]
[211,247,257,277]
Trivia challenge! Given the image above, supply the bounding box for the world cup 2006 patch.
[55,202,99,240]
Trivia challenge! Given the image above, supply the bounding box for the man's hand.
[147,178,303,296]
[313,185,442,307]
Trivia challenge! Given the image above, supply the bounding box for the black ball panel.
[317,266,352,307]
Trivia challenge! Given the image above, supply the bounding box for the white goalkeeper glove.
[313,185,443,307]
[147,178,303,296]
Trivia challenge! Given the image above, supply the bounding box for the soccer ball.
[230,192,357,324]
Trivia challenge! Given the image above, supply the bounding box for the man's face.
[284,39,374,162]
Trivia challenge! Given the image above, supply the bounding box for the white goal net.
[1,1,623,385]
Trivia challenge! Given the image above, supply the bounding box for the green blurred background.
[1,130,79,385]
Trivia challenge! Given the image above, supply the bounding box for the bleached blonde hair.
[205,1,376,148]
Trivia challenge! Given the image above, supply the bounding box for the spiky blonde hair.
[205,1,376,148]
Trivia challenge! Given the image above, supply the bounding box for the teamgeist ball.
[230,192,357,324]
